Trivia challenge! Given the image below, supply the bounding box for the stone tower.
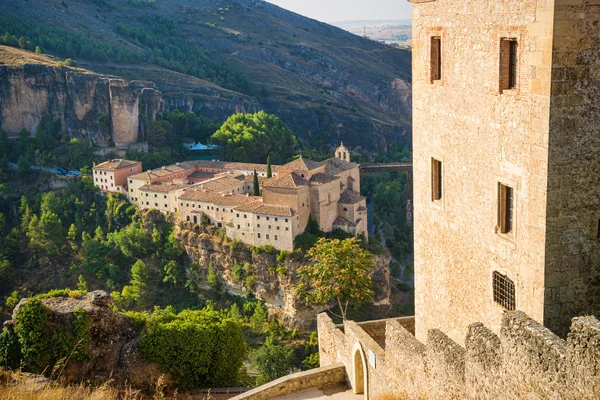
[335,142,350,162]
[410,0,600,343]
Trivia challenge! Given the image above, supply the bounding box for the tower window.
[597,220,600,239]
[500,39,518,91]
[431,37,442,82]
[493,271,515,310]
[431,158,442,201]
[498,183,514,234]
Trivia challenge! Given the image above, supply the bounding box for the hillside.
[0,0,412,151]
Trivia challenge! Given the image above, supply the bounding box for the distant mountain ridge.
[0,0,412,152]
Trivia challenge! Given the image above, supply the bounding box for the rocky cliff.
[175,222,391,328]
[0,46,260,147]
[0,0,412,151]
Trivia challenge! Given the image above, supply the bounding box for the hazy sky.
[265,0,412,23]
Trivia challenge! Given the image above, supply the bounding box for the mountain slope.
[0,0,412,151]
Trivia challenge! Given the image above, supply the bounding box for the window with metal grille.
[500,38,518,91]
[493,271,515,310]
[498,183,514,234]
[432,158,443,201]
[431,37,442,81]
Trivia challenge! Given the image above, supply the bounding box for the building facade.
[92,159,142,193]
[411,0,600,343]
[93,145,367,251]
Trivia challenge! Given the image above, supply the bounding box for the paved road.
[8,162,82,176]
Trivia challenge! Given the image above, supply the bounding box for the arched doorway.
[352,343,368,399]
[193,215,198,224]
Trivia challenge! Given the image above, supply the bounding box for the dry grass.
[374,394,429,400]
[0,369,218,400]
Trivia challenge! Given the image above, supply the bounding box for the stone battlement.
[317,312,600,399]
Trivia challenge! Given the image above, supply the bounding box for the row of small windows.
[431,158,514,235]
[95,177,112,183]
[431,37,518,91]
[257,233,278,240]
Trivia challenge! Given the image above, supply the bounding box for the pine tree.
[67,223,78,251]
[253,169,260,196]
[129,259,149,305]
[77,275,88,293]
[266,155,272,178]
[230,303,241,322]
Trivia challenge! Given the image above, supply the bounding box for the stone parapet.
[229,364,346,400]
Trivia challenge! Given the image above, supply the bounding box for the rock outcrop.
[176,222,391,328]
[6,290,167,388]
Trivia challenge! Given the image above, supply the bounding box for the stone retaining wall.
[230,364,346,400]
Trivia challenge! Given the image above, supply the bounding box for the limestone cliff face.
[0,63,163,147]
[176,222,391,328]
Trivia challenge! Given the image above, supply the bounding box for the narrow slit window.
[431,37,442,82]
[500,39,518,91]
[498,183,514,234]
[432,158,443,201]
[597,219,600,239]
[493,271,515,310]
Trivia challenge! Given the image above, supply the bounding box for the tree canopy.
[211,112,297,164]
[296,237,375,319]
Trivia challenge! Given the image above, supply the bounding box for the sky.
[265,0,412,23]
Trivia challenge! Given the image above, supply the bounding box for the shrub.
[229,239,243,252]
[12,298,92,372]
[231,263,245,282]
[137,308,246,389]
[250,337,295,386]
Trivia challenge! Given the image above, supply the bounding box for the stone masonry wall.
[318,311,600,399]
[412,0,555,345]
[543,0,600,337]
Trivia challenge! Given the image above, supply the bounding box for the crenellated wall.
[318,311,600,399]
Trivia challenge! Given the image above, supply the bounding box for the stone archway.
[352,342,368,399]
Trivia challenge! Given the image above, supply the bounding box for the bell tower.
[335,142,350,162]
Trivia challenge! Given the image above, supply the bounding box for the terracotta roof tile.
[93,159,140,171]
[139,184,190,193]
[280,157,323,172]
[309,173,340,185]
[339,189,365,204]
[262,173,309,189]
[323,157,358,176]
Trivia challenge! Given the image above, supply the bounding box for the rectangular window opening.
[500,39,518,91]
[431,158,443,201]
[493,271,515,310]
[431,36,442,82]
[498,183,514,234]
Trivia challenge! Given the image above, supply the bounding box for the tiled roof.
[262,173,309,189]
[332,216,356,228]
[129,162,197,180]
[243,175,267,183]
[279,157,323,172]
[234,202,295,217]
[323,157,358,176]
[188,171,217,179]
[309,172,339,185]
[179,190,257,207]
[93,159,140,171]
[139,184,190,193]
[195,175,245,192]
[224,162,281,173]
[339,189,365,204]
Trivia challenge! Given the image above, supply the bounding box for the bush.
[12,298,92,372]
[137,307,246,389]
[250,337,295,386]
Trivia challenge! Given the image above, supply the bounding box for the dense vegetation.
[0,170,318,388]
[211,111,298,164]
[0,15,250,93]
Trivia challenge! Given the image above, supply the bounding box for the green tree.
[17,155,31,175]
[251,303,268,333]
[250,336,295,385]
[67,223,78,251]
[266,155,272,178]
[27,212,63,258]
[296,238,374,319]
[253,169,260,196]
[35,46,41,54]
[206,263,220,291]
[211,111,297,163]
[77,275,88,292]
[129,259,150,305]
